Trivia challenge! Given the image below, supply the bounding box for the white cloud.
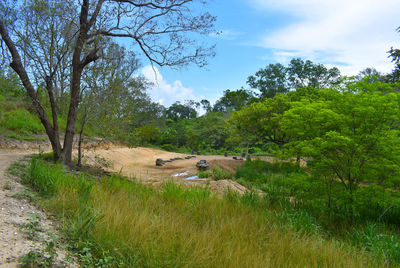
[141,65,197,107]
[248,0,400,75]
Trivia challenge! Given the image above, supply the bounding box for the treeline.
[127,58,400,156]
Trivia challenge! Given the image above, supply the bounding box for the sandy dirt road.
[0,150,73,267]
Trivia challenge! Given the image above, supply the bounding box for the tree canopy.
[247,58,341,99]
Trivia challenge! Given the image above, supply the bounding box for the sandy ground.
[0,150,76,267]
[81,145,253,194]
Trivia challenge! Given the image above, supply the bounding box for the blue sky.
[140,0,400,107]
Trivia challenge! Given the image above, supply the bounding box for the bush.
[161,144,177,152]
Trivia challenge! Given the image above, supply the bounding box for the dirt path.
[0,150,73,267]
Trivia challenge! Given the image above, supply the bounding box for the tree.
[247,58,341,99]
[229,94,291,155]
[0,0,216,165]
[388,27,400,83]
[247,63,287,98]
[166,101,197,121]
[212,88,256,112]
[200,99,211,113]
[282,83,400,218]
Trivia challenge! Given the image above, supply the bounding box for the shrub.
[161,144,177,152]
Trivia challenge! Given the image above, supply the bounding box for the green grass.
[17,156,386,267]
[235,159,400,265]
[212,167,234,180]
[0,109,44,135]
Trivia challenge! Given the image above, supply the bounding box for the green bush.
[161,144,177,152]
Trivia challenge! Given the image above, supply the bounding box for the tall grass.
[26,157,383,267]
[236,159,400,265]
[0,109,44,135]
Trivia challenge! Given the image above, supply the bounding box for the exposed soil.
[81,145,252,194]
[0,151,75,267]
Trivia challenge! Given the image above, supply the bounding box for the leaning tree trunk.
[0,20,62,160]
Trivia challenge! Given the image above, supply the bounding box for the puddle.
[184,175,199,180]
[172,171,189,177]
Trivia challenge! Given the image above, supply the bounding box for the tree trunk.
[61,67,83,165]
[61,0,100,166]
[77,109,87,167]
[0,20,62,160]
[45,76,62,161]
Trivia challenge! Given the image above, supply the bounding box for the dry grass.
[30,158,383,267]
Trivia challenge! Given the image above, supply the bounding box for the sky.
[139,0,400,107]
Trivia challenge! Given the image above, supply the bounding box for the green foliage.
[348,223,400,265]
[162,182,211,204]
[282,85,400,216]
[273,209,322,235]
[159,112,230,151]
[229,94,290,147]
[0,68,25,99]
[0,109,44,135]
[134,124,161,145]
[24,212,43,240]
[235,159,400,264]
[211,167,234,181]
[212,88,256,112]
[28,156,93,197]
[247,58,341,99]
[197,170,211,178]
[166,101,197,121]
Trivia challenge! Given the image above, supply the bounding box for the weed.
[348,223,400,265]
[211,167,234,180]
[197,170,211,178]
[11,190,37,202]
[7,159,29,177]
[19,237,59,267]
[3,181,13,190]
[24,212,43,240]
